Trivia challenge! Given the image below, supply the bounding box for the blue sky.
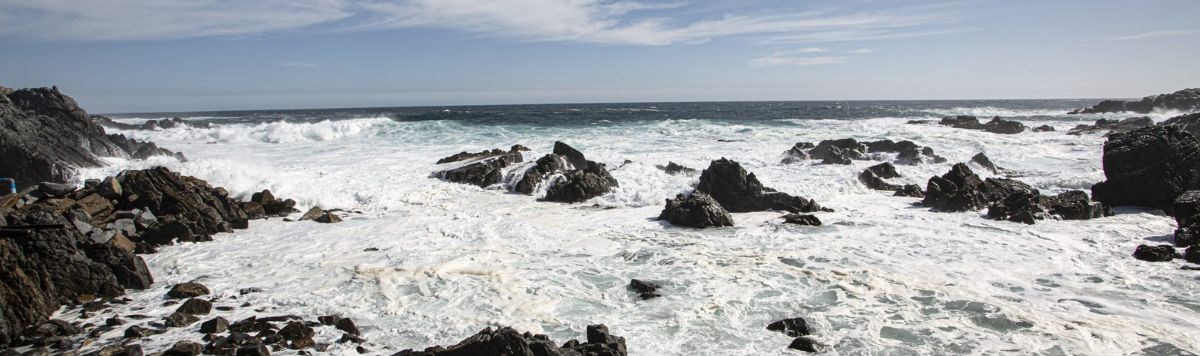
[1,0,1198,113]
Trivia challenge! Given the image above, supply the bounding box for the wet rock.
[433,146,525,188]
[36,182,76,197]
[628,279,661,300]
[164,340,203,356]
[1067,117,1153,136]
[229,317,273,334]
[1133,244,1179,262]
[278,321,315,341]
[249,190,297,217]
[164,312,200,328]
[200,317,230,334]
[1092,126,1200,208]
[782,214,822,226]
[334,318,360,336]
[167,282,210,299]
[656,162,697,175]
[543,161,619,203]
[97,177,123,199]
[864,139,947,165]
[894,184,925,198]
[392,324,626,356]
[767,318,811,337]
[1160,112,1200,138]
[859,163,902,191]
[118,167,251,238]
[923,163,1034,212]
[176,298,213,315]
[299,207,341,223]
[437,145,527,164]
[1172,191,1200,247]
[140,220,195,246]
[787,337,822,353]
[236,343,270,356]
[970,153,1001,174]
[95,344,144,356]
[1185,246,1200,264]
[1070,88,1200,114]
[659,192,734,228]
[696,158,823,213]
[123,325,162,339]
[1032,125,1056,132]
[513,154,566,194]
[939,116,1026,134]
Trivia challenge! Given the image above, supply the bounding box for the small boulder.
[782,214,822,226]
[1133,244,1179,262]
[176,298,213,315]
[767,318,811,337]
[894,184,924,198]
[335,318,361,336]
[656,162,697,175]
[167,282,210,299]
[628,279,661,300]
[659,192,734,228]
[164,312,200,327]
[200,317,230,334]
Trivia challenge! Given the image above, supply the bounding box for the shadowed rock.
[923,163,1035,212]
[696,158,822,213]
[938,116,1026,134]
[1092,126,1200,208]
[659,192,734,228]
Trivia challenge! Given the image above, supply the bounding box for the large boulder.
[858,163,902,191]
[986,190,1107,224]
[1070,88,1200,114]
[659,192,734,228]
[0,86,184,188]
[1091,126,1200,208]
[543,161,619,203]
[695,158,823,213]
[922,163,1035,212]
[117,167,250,239]
[392,324,627,356]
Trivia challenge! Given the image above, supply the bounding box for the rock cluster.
[1066,117,1153,136]
[394,324,627,356]
[433,145,528,188]
[0,86,186,188]
[93,116,212,131]
[937,116,1026,134]
[781,138,945,165]
[766,317,822,353]
[660,158,823,228]
[858,162,904,191]
[1069,88,1200,114]
[923,163,1108,223]
[433,142,619,203]
[0,167,294,346]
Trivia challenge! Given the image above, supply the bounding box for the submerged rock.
[1092,126,1200,208]
[970,153,1001,174]
[656,162,697,175]
[659,192,734,228]
[543,161,619,203]
[894,184,925,198]
[167,282,210,299]
[696,158,823,213]
[434,150,524,188]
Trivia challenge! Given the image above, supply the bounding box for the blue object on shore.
[0,178,14,195]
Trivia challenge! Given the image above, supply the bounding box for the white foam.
[58,114,1200,355]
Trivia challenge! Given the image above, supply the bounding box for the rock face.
[1070,88,1200,114]
[1067,117,1153,136]
[118,167,251,241]
[1091,126,1200,208]
[0,86,185,188]
[1171,191,1200,247]
[695,158,823,213]
[938,116,1026,134]
[659,192,734,228]
[1160,112,1200,138]
[393,324,627,356]
[969,153,1001,174]
[922,163,1036,212]
[782,139,945,165]
[986,190,1108,224]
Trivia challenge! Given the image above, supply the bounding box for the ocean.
[66,100,1198,355]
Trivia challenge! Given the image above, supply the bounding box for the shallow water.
[64,102,1200,355]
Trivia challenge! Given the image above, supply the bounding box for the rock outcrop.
[1091,126,1200,208]
[393,324,627,356]
[0,86,185,188]
[516,142,619,203]
[1067,117,1153,136]
[659,192,734,228]
[1160,112,1200,138]
[433,146,526,188]
[986,190,1109,224]
[1171,191,1200,247]
[922,163,1035,212]
[781,139,945,165]
[858,163,903,191]
[695,158,823,213]
[1069,88,1200,114]
[93,116,212,131]
[938,116,1026,134]
[655,162,697,175]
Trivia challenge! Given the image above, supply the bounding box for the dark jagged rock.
[436,145,528,165]
[1172,191,1200,247]
[781,214,822,226]
[1043,190,1110,220]
[808,139,866,165]
[334,318,360,336]
[392,324,627,356]
[1,86,185,188]
[1185,246,1200,264]
[894,184,924,198]
[1161,112,1200,138]
[514,154,567,194]
[696,158,822,213]
[164,312,200,328]
[164,340,204,356]
[299,206,341,223]
[783,139,944,165]
[767,318,811,337]
[628,279,661,300]
[787,337,822,353]
[200,317,230,334]
[1132,244,1179,262]
[176,298,213,315]
[1033,125,1056,132]
[118,167,251,240]
[543,161,619,203]
[655,162,697,175]
[864,140,947,165]
[859,163,903,191]
[434,151,523,188]
[167,283,210,299]
[1070,88,1200,114]
[970,153,1001,174]
[923,163,1034,212]
[1067,117,1153,136]
[659,192,734,228]
[1092,126,1200,208]
[938,116,1026,134]
[247,190,297,217]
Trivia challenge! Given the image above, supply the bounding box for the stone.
[894,184,924,198]
[314,211,342,224]
[164,312,200,327]
[543,161,619,203]
[36,182,75,197]
[939,116,1026,134]
[167,282,210,299]
[656,162,697,175]
[788,337,822,353]
[278,321,315,341]
[767,318,811,337]
[659,192,734,228]
[75,194,113,217]
[1132,245,1178,262]
[1092,126,1200,208]
[199,317,229,334]
[1184,246,1200,264]
[1067,117,1153,136]
[1033,125,1056,132]
[164,340,203,356]
[970,153,1000,174]
[695,158,822,213]
[176,298,213,315]
[97,177,123,199]
[335,318,361,336]
[782,214,822,226]
[123,325,162,338]
[923,163,1034,212]
[628,279,661,300]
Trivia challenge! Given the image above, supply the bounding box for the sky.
[0,0,1198,113]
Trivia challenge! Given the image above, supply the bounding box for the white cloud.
[0,0,963,46]
[0,0,352,41]
[1110,29,1197,41]
[750,55,846,67]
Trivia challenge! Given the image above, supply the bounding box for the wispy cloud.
[1109,29,1198,41]
[0,0,965,46]
[750,55,846,67]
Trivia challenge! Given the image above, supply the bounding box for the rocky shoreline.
[4,84,1200,354]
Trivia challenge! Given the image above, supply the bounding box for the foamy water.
[63,105,1200,355]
